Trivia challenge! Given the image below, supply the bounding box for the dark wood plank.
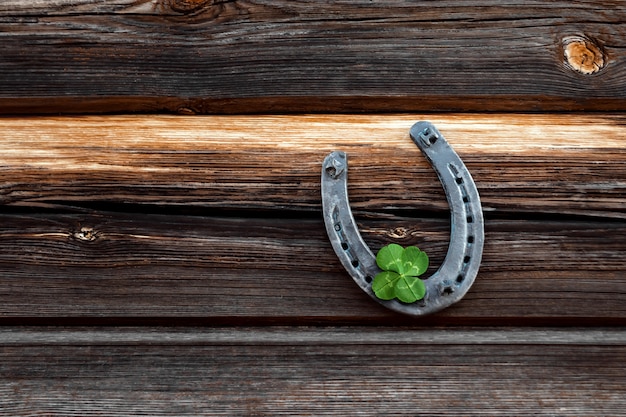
[1,1,625,113]
[1,115,625,219]
[0,212,623,324]
[1,327,625,416]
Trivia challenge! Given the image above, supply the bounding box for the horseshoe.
[321,121,484,316]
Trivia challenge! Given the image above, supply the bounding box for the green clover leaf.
[372,243,428,303]
[394,275,426,303]
[371,271,399,300]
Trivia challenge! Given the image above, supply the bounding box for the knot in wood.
[563,36,606,75]
[73,227,98,242]
[388,227,409,239]
[167,0,213,14]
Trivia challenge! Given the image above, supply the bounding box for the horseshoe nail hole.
[464,256,471,264]
[467,216,474,223]
[456,275,464,284]
[463,196,469,203]
[365,276,373,283]
[441,286,454,296]
[325,167,337,177]
[334,223,341,232]
[420,128,439,145]
[468,236,474,244]
[351,259,359,268]
[455,177,463,184]
[341,242,349,250]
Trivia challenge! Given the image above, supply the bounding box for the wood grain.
[0,114,623,324]
[0,212,624,324]
[2,3,624,412]
[1,327,625,416]
[1,1,626,113]
[0,114,625,218]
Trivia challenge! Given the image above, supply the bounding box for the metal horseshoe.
[321,121,484,316]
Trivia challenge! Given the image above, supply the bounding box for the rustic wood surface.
[0,213,624,325]
[0,113,624,414]
[1,2,625,412]
[1,1,626,114]
[0,114,624,325]
[1,327,625,416]
[1,114,624,217]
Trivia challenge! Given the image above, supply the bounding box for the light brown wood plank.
[0,212,623,324]
[1,1,625,113]
[1,327,625,416]
[0,114,624,218]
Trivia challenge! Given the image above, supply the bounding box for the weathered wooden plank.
[1,327,625,416]
[1,1,625,113]
[0,114,624,218]
[0,212,623,324]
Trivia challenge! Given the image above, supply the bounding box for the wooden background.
[1,1,625,415]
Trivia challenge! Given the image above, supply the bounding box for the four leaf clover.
[372,243,428,303]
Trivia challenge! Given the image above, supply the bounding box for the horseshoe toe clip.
[321,121,484,316]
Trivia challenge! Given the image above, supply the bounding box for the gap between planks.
[2,327,626,346]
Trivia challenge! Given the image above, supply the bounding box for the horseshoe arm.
[321,121,484,316]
